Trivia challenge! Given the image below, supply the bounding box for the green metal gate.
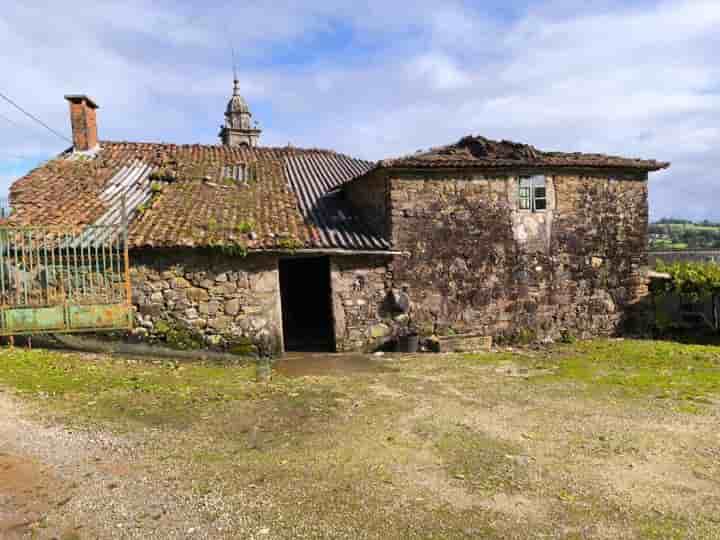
[0,223,132,336]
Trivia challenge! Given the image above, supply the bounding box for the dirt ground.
[1,340,719,539]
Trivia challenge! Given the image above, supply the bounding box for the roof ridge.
[98,140,373,162]
[380,134,669,172]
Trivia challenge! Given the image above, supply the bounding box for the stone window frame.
[518,175,548,212]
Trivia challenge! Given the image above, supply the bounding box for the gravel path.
[0,391,264,540]
[1,343,719,539]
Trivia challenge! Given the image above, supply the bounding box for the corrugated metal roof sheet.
[283,153,388,250]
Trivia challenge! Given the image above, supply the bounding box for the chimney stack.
[64,95,99,152]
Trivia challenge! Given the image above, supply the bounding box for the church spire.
[219,78,261,147]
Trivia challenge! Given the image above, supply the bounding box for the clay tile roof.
[379,135,670,172]
[7,141,389,251]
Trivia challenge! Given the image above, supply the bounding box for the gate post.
[120,195,133,330]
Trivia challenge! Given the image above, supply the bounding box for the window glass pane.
[519,177,549,211]
[519,177,533,187]
[519,184,531,209]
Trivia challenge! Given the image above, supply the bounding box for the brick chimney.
[64,95,99,152]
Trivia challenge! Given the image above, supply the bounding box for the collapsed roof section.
[379,135,670,172]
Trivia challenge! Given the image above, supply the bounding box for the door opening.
[279,257,335,352]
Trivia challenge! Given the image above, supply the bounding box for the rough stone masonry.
[347,167,650,344]
[130,169,651,354]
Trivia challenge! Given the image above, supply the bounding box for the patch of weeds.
[154,319,171,335]
[419,421,527,493]
[227,336,258,356]
[0,348,256,428]
[152,319,204,351]
[543,489,638,539]
[576,431,642,458]
[533,339,720,405]
[219,243,249,257]
[277,237,303,250]
[236,219,255,234]
[148,168,176,183]
[513,327,538,345]
[164,326,204,351]
[191,449,228,465]
[637,512,690,540]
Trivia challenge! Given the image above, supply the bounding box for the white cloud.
[407,53,473,91]
[0,0,717,220]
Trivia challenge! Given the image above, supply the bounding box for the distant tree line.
[656,218,720,227]
[649,219,720,251]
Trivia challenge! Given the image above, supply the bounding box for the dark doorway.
[279,257,335,352]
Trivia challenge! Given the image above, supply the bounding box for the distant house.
[7,82,669,353]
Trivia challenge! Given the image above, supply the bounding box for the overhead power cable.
[0,91,71,144]
[0,111,24,129]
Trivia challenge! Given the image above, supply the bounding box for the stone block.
[225,298,241,316]
[187,287,209,302]
[138,304,162,317]
[163,289,179,301]
[171,277,191,289]
[437,334,492,353]
[208,316,231,331]
[149,281,167,292]
[191,318,207,329]
[251,318,268,330]
[221,282,237,295]
[252,272,277,293]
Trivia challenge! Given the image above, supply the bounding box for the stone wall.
[383,169,649,342]
[345,171,390,238]
[130,249,283,355]
[330,256,395,351]
[127,166,650,353]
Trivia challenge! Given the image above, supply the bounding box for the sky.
[1,0,718,220]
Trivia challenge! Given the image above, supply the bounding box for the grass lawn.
[1,339,719,539]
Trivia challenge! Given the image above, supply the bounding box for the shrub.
[655,261,720,330]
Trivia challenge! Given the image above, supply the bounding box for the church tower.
[219,79,262,147]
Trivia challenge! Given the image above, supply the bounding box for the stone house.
[7,84,669,354]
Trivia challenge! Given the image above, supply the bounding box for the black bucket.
[395,333,419,353]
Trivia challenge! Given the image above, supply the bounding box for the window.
[518,176,547,212]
